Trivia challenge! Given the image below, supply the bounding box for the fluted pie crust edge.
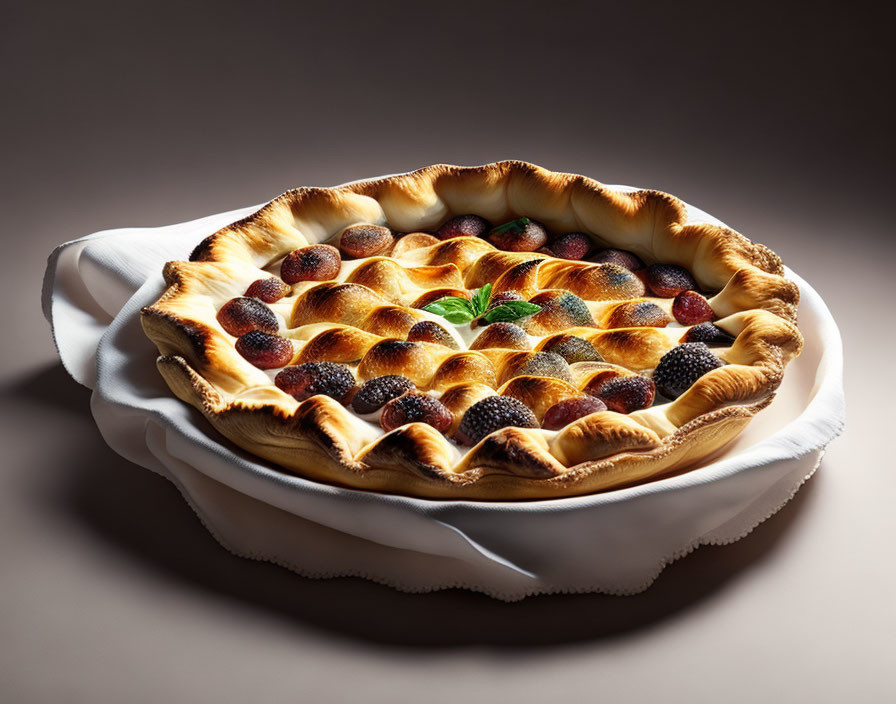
[141,161,802,500]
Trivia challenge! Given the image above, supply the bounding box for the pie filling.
[213,214,736,452]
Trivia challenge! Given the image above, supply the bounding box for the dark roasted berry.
[351,375,415,414]
[456,395,539,446]
[235,331,293,369]
[217,297,279,336]
[338,224,394,258]
[281,244,341,284]
[436,214,491,240]
[245,277,291,303]
[489,218,548,252]
[542,396,607,430]
[646,263,697,297]
[672,290,715,325]
[681,322,736,347]
[653,342,724,399]
[588,375,655,414]
[550,232,592,260]
[407,321,459,349]
[582,370,621,395]
[275,362,355,402]
[540,335,604,364]
[380,392,453,433]
[588,248,645,271]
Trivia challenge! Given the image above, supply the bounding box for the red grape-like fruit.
[281,245,341,284]
[646,264,697,297]
[245,277,291,303]
[542,396,607,430]
[489,218,548,252]
[235,331,294,369]
[672,290,715,325]
[217,297,279,337]
[588,248,645,271]
[551,232,592,260]
[436,214,491,240]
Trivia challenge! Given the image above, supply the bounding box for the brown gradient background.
[1,1,893,702]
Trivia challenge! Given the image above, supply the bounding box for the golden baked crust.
[141,161,802,500]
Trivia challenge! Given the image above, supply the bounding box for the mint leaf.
[424,288,535,326]
[423,295,476,323]
[480,300,542,324]
[472,284,492,316]
[441,310,475,324]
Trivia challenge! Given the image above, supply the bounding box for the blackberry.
[456,395,539,446]
[351,375,415,415]
[681,322,736,347]
[380,392,453,433]
[653,343,723,399]
[275,362,355,403]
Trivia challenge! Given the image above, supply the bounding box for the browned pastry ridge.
[141,161,802,500]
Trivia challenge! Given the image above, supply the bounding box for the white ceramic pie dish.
[43,175,844,600]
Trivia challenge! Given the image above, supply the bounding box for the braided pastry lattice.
[142,161,802,499]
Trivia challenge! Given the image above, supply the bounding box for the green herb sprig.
[422,283,542,325]
[490,216,531,235]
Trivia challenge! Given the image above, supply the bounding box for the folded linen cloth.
[42,187,845,601]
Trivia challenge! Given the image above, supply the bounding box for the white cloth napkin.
[42,193,845,601]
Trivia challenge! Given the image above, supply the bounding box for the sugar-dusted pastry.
[142,161,802,499]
